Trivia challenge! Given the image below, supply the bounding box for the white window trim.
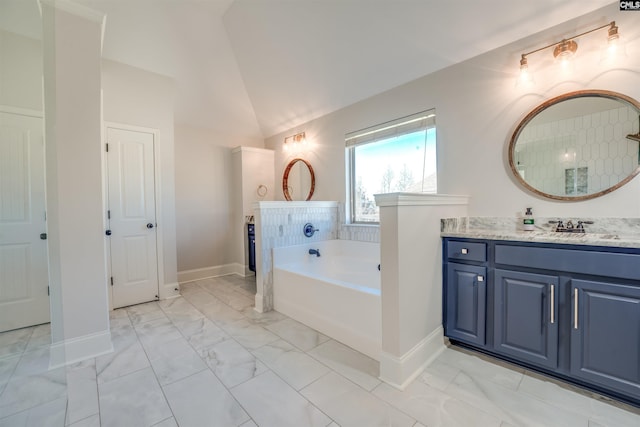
[346,109,436,224]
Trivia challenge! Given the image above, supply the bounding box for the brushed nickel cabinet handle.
[477,275,484,282]
[461,248,468,254]
[550,284,555,324]
[573,288,579,329]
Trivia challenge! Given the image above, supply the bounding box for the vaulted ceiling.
[2,0,616,140]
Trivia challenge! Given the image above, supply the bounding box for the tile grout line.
[179,279,339,426]
[157,292,262,426]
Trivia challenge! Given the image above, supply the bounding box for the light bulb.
[553,40,577,72]
[516,55,534,87]
[601,23,626,64]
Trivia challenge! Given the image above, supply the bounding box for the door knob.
[105,230,112,236]
[146,223,154,229]
[40,233,47,240]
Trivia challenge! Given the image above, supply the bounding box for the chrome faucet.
[308,248,321,257]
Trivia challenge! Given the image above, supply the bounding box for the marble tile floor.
[0,274,639,426]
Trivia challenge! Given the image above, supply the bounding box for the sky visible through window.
[354,128,437,222]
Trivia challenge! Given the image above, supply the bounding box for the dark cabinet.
[493,269,558,369]
[445,263,486,346]
[570,279,640,398]
[443,237,640,406]
[247,223,256,272]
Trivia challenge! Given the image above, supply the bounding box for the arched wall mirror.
[509,90,640,201]
[282,158,315,201]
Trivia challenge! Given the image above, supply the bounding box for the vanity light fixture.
[283,132,307,152]
[519,21,620,80]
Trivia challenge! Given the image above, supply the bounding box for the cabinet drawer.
[447,241,487,262]
[495,245,640,281]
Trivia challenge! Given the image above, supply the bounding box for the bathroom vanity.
[441,220,640,406]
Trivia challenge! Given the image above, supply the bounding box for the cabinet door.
[445,263,486,346]
[494,270,559,369]
[571,279,640,399]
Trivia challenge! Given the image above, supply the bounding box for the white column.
[375,193,469,388]
[41,0,112,366]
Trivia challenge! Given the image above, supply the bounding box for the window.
[346,110,437,223]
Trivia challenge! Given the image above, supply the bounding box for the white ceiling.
[1,0,617,139]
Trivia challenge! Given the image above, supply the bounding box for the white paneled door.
[107,127,159,308]
[0,111,49,333]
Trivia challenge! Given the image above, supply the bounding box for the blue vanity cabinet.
[445,263,487,346]
[493,269,559,369]
[570,279,640,399]
[442,237,640,405]
[443,240,488,346]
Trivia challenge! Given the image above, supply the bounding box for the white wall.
[174,125,264,276]
[232,147,275,274]
[377,194,469,387]
[102,60,179,294]
[175,127,236,271]
[42,2,111,363]
[265,5,640,218]
[0,29,42,111]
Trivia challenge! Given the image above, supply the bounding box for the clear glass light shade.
[601,30,627,64]
[283,132,307,152]
[553,40,577,71]
[516,56,534,86]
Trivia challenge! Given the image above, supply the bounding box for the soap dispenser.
[523,208,535,231]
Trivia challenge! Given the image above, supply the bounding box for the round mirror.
[282,158,315,201]
[509,90,640,201]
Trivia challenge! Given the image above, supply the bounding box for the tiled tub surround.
[337,202,381,242]
[441,217,640,248]
[2,275,639,425]
[253,201,381,312]
[253,201,340,312]
[273,240,381,361]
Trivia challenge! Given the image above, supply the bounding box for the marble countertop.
[441,217,640,249]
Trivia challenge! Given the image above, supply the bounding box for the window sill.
[342,223,379,228]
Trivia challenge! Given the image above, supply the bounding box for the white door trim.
[0,105,43,118]
[103,122,164,310]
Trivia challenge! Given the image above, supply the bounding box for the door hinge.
[105,143,109,152]
[110,277,114,286]
[47,286,50,296]
[107,210,111,219]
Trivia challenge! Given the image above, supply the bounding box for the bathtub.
[272,240,381,360]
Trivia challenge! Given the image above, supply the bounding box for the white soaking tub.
[272,239,381,360]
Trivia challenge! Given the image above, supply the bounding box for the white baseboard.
[49,329,113,368]
[254,293,264,313]
[177,263,245,284]
[379,326,446,390]
[160,281,180,299]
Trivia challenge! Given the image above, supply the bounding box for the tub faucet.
[308,248,321,257]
